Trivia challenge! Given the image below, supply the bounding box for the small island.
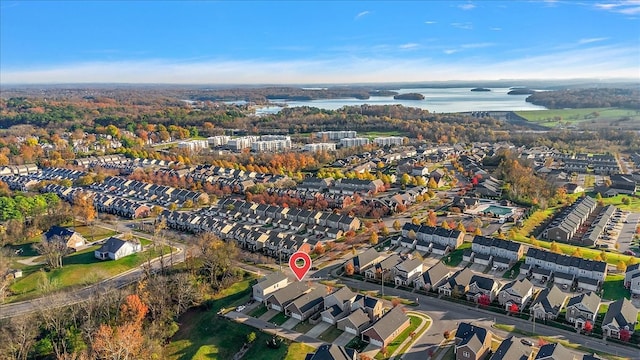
[471,87,491,92]
[394,93,425,100]
[507,88,536,95]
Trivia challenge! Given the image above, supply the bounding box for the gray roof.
[532,286,566,316]
[501,278,533,297]
[96,237,138,254]
[307,344,357,360]
[535,343,573,360]
[255,271,289,290]
[603,298,639,330]
[364,306,409,341]
[566,292,601,314]
[490,336,530,360]
[422,262,450,286]
[267,282,310,305]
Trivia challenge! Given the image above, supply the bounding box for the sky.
[1,0,639,84]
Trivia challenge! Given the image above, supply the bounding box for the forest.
[526,88,640,109]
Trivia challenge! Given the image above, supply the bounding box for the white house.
[94,237,142,261]
[252,271,290,302]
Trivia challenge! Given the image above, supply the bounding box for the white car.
[236,305,246,312]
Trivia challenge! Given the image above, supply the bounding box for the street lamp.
[381,269,390,296]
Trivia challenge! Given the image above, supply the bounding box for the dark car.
[520,339,533,346]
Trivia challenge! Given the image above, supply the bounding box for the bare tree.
[196,232,238,289]
[0,314,39,360]
[33,235,69,269]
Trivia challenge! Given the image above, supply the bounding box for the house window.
[463,351,470,358]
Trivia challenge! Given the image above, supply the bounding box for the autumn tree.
[477,294,491,307]
[380,225,389,237]
[393,220,401,231]
[369,232,379,245]
[619,328,631,342]
[314,243,325,255]
[412,217,420,225]
[508,303,519,314]
[617,260,627,272]
[583,320,593,333]
[456,221,466,233]
[441,221,451,230]
[426,210,437,227]
[0,314,39,360]
[345,262,355,276]
[550,242,561,254]
[196,232,238,289]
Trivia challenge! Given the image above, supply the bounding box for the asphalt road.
[336,276,640,360]
[1,225,186,319]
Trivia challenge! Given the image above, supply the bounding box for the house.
[565,292,600,330]
[284,286,326,321]
[365,254,401,281]
[94,237,142,261]
[350,294,384,322]
[530,286,567,320]
[471,236,523,264]
[439,268,474,297]
[336,308,370,335]
[346,248,382,274]
[394,258,423,286]
[534,343,574,360]
[466,275,500,302]
[361,306,410,348]
[454,322,492,360]
[414,262,451,291]
[265,282,310,311]
[489,336,532,360]
[252,271,290,302]
[43,226,86,250]
[497,278,534,311]
[624,264,640,295]
[304,344,357,360]
[601,298,639,339]
[321,287,357,324]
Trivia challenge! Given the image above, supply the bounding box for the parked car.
[235,305,246,312]
[624,250,637,256]
[520,339,533,346]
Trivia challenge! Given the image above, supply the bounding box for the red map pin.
[289,251,312,281]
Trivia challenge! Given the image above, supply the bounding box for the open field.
[166,274,315,360]
[72,225,117,241]
[594,193,640,212]
[8,244,172,302]
[516,108,640,129]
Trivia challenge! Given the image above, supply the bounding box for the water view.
[256,87,547,115]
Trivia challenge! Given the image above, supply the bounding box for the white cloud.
[490,27,502,31]
[2,44,638,84]
[450,22,473,30]
[424,21,437,24]
[355,11,370,19]
[458,3,476,10]
[578,37,609,44]
[594,1,640,14]
[461,42,495,49]
[399,43,419,49]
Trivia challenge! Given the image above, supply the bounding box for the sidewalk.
[391,311,432,359]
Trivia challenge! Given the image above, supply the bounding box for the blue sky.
[1,0,639,84]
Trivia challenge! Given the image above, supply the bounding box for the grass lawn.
[283,343,315,360]
[516,108,640,128]
[292,320,316,334]
[595,193,640,212]
[375,315,423,359]
[443,242,471,267]
[602,274,630,301]
[8,244,173,302]
[317,326,344,342]
[73,225,117,241]
[269,312,290,326]
[248,304,269,318]
[395,315,431,357]
[360,131,405,138]
[503,260,523,279]
[165,275,258,360]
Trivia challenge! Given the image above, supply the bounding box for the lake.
[255,87,547,115]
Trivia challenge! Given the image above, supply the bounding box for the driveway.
[281,317,301,330]
[333,331,356,347]
[618,213,640,253]
[305,322,331,338]
[259,309,279,321]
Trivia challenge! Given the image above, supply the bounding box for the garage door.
[271,304,282,311]
[292,312,302,321]
[345,326,357,335]
[369,338,384,347]
[322,316,334,324]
